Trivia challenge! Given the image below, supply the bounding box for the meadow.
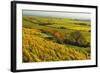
[22,16,91,62]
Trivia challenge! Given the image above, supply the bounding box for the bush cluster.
[64,31,90,47]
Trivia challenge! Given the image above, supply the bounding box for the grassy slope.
[23,16,91,42]
[22,16,91,62]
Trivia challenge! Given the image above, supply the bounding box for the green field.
[22,16,91,62]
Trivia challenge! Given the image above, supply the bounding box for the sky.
[23,10,91,21]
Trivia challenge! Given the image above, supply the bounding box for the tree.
[64,31,89,47]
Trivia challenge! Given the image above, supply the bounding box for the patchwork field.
[22,16,91,62]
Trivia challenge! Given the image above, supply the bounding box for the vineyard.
[22,16,91,62]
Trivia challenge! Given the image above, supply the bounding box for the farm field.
[22,15,91,62]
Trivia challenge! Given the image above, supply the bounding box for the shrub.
[59,27,66,29]
[79,23,87,25]
[88,30,91,32]
[64,31,89,47]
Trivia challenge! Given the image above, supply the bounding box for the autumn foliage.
[22,28,90,62]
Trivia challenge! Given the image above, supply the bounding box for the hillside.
[22,16,91,62]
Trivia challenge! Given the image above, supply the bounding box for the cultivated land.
[22,16,91,62]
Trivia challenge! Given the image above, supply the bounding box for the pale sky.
[23,10,91,21]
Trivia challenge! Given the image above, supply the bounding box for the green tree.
[64,31,89,47]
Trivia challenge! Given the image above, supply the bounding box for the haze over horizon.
[23,10,91,21]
